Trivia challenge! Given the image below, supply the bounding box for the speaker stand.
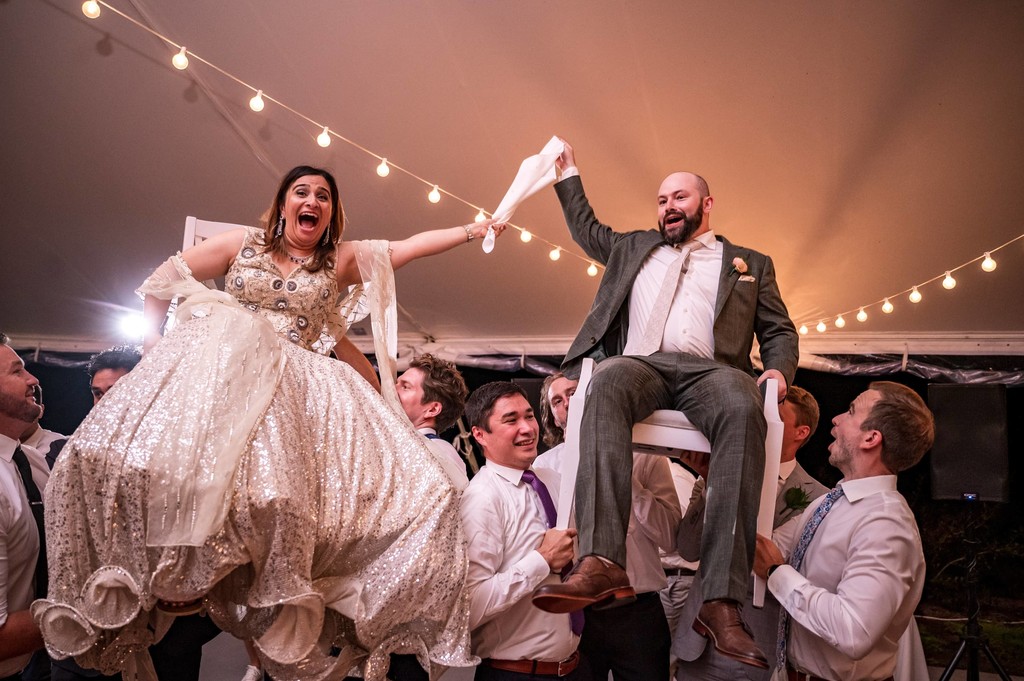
[937,494,1012,681]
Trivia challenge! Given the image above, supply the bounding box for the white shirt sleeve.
[768,509,922,660]
[630,455,682,551]
[460,482,552,630]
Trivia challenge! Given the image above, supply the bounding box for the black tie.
[12,446,47,599]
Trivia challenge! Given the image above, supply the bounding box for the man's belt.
[663,567,697,577]
[481,651,580,677]
[787,665,892,681]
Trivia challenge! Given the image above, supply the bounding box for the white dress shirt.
[1,433,50,677]
[460,462,577,662]
[534,447,681,593]
[417,427,468,491]
[660,463,700,572]
[20,426,64,456]
[768,475,925,681]
[622,231,722,358]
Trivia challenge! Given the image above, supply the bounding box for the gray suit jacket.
[673,463,828,679]
[554,176,799,384]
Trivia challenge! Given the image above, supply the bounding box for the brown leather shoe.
[692,599,769,669]
[532,555,636,613]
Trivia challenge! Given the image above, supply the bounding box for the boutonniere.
[731,257,748,276]
[783,486,811,512]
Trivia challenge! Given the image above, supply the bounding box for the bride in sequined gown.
[34,166,504,681]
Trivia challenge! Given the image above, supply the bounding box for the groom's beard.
[659,202,703,245]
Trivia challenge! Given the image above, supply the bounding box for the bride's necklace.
[286,251,311,265]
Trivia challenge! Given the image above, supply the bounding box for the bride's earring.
[275,213,284,238]
[322,225,331,247]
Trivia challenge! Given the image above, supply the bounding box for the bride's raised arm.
[334,219,504,286]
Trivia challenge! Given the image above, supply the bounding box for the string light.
[856,308,868,323]
[317,126,331,148]
[64,2,653,284]
[882,298,894,314]
[909,286,922,303]
[816,321,827,333]
[587,262,599,277]
[171,46,189,70]
[249,90,265,112]
[835,314,846,328]
[982,253,997,272]
[475,209,487,222]
[942,271,957,290]
[549,247,561,261]
[799,325,808,335]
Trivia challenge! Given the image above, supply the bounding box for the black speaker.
[928,384,1009,502]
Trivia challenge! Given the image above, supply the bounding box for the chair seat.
[638,409,696,429]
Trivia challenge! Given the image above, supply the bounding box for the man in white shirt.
[534,372,681,681]
[460,382,585,680]
[396,353,469,490]
[533,140,799,671]
[754,382,934,681]
[0,333,48,680]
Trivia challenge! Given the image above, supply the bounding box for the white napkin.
[484,136,566,252]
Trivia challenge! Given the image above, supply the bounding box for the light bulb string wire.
[87,0,603,274]
[801,232,1024,328]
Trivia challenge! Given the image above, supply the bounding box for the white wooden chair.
[555,357,783,606]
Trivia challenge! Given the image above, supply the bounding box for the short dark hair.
[864,381,935,473]
[408,354,468,433]
[785,385,820,446]
[0,332,8,346]
[540,372,566,448]
[88,345,142,379]
[465,382,528,433]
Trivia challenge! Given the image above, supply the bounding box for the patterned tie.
[775,484,845,672]
[521,469,584,635]
[13,446,48,598]
[635,243,701,356]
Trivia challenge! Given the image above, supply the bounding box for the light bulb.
[799,325,808,335]
[520,230,532,243]
[376,159,390,177]
[172,46,189,70]
[549,247,561,261]
[982,253,997,272]
[942,271,956,289]
[835,314,846,328]
[317,127,331,147]
[856,308,868,323]
[587,262,598,277]
[249,90,265,112]
[816,321,827,333]
[909,287,922,303]
[475,209,487,222]
[882,298,894,314]
[82,0,101,18]
[427,186,441,204]
[119,313,146,339]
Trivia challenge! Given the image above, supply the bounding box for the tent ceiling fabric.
[3,0,1023,357]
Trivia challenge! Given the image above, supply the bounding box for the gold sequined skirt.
[35,312,473,680]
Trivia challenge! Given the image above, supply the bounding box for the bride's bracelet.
[463,224,475,242]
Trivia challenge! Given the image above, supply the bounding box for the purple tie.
[521,469,584,635]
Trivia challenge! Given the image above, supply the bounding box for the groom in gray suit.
[673,385,828,679]
[533,140,799,670]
